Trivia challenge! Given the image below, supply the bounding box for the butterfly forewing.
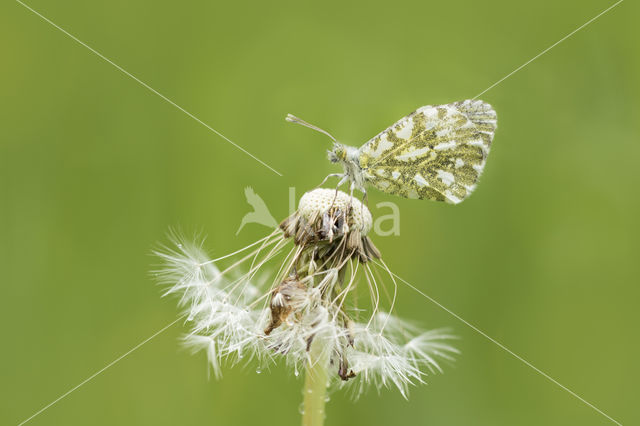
[359,100,496,204]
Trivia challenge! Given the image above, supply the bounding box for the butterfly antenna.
[285,114,338,143]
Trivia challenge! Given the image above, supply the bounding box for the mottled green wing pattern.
[359,100,496,204]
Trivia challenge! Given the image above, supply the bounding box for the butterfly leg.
[316,173,343,189]
[348,181,356,212]
[349,185,368,219]
[359,189,368,221]
[330,175,349,210]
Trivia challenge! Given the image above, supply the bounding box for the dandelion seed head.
[298,188,372,235]
[155,190,456,399]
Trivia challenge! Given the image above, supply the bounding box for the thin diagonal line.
[379,263,622,425]
[16,0,283,177]
[473,0,624,99]
[17,315,185,426]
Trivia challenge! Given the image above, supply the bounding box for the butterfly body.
[288,99,497,204]
[328,143,368,194]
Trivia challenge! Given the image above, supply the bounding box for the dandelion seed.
[154,188,457,423]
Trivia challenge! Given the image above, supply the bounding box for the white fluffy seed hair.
[345,314,458,398]
[154,225,456,396]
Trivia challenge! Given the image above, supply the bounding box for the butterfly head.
[328,143,347,163]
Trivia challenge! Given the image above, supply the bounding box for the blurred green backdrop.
[1,0,638,425]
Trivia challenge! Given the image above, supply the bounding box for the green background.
[1,0,638,425]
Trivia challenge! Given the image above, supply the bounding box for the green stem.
[302,340,329,426]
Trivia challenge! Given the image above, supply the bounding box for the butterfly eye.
[327,150,339,163]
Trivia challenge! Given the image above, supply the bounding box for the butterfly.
[286,99,497,204]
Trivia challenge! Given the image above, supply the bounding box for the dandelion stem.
[302,339,329,426]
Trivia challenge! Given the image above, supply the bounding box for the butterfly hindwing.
[358,100,496,203]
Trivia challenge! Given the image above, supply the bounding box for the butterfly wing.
[359,100,496,204]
